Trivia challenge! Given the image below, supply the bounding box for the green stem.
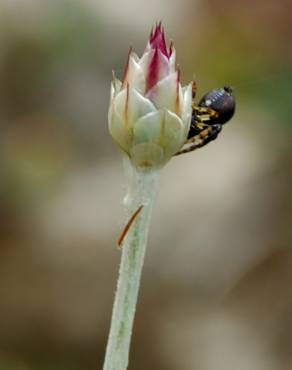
[103,157,160,370]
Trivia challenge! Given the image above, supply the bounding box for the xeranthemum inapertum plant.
[108,23,193,170]
[103,23,194,370]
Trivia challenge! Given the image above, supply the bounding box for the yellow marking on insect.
[118,205,144,248]
[200,129,210,138]
[199,115,211,122]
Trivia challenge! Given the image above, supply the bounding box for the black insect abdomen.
[199,86,235,125]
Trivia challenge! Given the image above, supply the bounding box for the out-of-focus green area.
[0,1,291,369]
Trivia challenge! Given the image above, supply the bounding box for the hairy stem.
[103,157,160,370]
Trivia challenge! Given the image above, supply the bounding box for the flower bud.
[108,23,192,170]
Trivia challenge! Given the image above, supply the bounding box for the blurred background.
[0,0,291,369]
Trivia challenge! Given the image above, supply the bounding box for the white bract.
[108,24,193,170]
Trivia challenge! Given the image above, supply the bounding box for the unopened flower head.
[108,24,193,170]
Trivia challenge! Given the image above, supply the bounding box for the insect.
[175,84,235,155]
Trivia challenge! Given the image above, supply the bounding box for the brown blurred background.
[0,0,292,369]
